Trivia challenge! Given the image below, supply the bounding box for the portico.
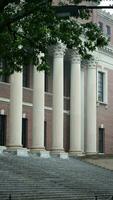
[3,44,97,155]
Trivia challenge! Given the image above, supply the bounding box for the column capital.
[48,43,66,58]
[67,49,81,64]
[87,57,97,69]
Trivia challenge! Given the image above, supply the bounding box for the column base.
[30,148,50,158]
[6,145,22,148]
[69,150,85,157]
[50,149,69,159]
[85,152,98,158]
[6,147,29,157]
[0,146,7,154]
[30,147,45,153]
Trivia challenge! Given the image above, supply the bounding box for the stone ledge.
[5,148,29,157]
[31,150,51,158]
[69,151,85,157]
[50,151,69,159]
[17,148,29,157]
[38,151,50,158]
[0,146,7,154]
[60,152,69,159]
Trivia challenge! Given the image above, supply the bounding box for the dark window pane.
[98,22,103,31]
[23,65,30,88]
[106,25,111,37]
[22,118,28,148]
[99,128,105,153]
[98,72,104,102]
[0,59,9,83]
[44,121,47,148]
[0,115,6,146]
[45,72,48,92]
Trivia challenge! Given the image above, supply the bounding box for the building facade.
[0,10,113,155]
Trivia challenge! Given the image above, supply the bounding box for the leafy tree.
[0,0,108,74]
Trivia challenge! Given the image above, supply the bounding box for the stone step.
[0,154,112,200]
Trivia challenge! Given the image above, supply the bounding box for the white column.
[32,55,45,150]
[86,58,97,154]
[69,50,82,154]
[51,43,65,152]
[8,72,22,148]
[81,67,85,153]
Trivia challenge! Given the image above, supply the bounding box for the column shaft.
[70,51,82,154]
[86,59,97,154]
[8,72,22,147]
[32,66,45,150]
[81,68,85,152]
[51,44,65,151]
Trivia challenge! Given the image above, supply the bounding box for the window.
[106,25,111,37]
[23,65,30,88]
[0,59,9,83]
[98,22,103,31]
[97,70,108,104]
[98,72,104,102]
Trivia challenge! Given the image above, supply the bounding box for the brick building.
[0,9,113,155]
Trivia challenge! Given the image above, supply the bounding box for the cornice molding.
[99,45,113,56]
[96,10,113,23]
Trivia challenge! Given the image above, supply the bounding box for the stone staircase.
[0,153,113,199]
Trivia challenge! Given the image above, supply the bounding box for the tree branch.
[0,0,20,11]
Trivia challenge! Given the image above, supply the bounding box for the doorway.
[22,118,28,148]
[44,121,47,149]
[99,128,105,153]
[0,115,6,146]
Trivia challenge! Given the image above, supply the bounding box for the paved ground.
[0,153,113,199]
[83,157,113,171]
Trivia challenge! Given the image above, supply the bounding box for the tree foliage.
[0,0,109,74]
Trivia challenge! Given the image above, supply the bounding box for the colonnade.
[7,43,97,155]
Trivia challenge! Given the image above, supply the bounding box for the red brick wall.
[92,10,113,46]
[0,83,10,99]
[23,88,33,103]
[0,102,10,146]
[97,69,113,154]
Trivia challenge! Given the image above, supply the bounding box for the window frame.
[97,68,108,104]
[23,65,30,88]
[106,25,111,38]
[98,21,103,32]
[0,59,9,83]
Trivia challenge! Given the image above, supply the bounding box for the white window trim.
[97,68,108,105]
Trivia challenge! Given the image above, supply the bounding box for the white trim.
[45,106,52,111]
[23,102,32,107]
[64,110,70,115]
[23,87,33,91]
[0,109,5,115]
[64,96,70,100]
[0,82,10,86]
[22,113,26,118]
[45,92,53,96]
[0,98,70,114]
[0,97,10,103]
